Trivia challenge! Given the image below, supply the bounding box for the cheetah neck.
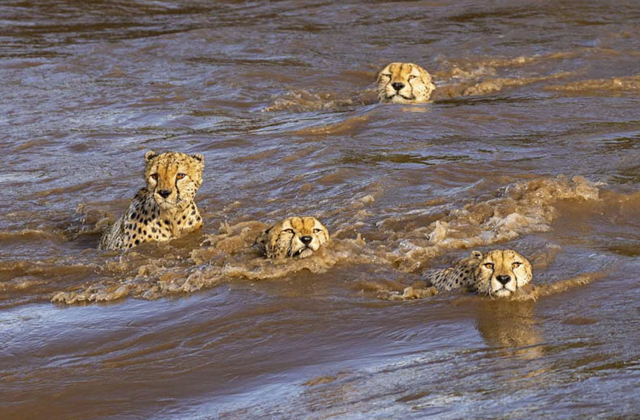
[137,188,201,237]
[155,200,199,236]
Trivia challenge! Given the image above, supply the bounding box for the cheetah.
[100,150,205,251]
[376,62,436,103]
[424,249,533,297]
[255,217,330,259]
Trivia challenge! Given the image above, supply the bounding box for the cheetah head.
[376,62,435,104]
[474,250,533,297]
[255,217,330,260]
[144,151,204,212]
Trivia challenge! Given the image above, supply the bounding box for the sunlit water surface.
[1,1,640,419]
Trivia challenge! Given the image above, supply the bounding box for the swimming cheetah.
[376,62,436,103]
[425,249,533,297]
[100,150,204,250]
[255,217,330,259]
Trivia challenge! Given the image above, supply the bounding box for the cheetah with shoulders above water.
[100,150,205,251]
[425,249,533,297]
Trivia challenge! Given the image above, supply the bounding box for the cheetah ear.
[375,64,390,82]
[471,250,483,259]
[191,153,204,163]
[254,227,271,246]
[422,73,436,99]
[145,150,158,162]
[420,68,433,84]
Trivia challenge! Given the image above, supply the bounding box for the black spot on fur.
[131,212,137,219]
[135,239,140,245]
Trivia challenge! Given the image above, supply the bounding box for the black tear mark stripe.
[407,64,415,98]
[403,63,414,93]
[287,234,295,256]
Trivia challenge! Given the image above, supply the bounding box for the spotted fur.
[255,217,330,260]
[376,62,435,104]
[425,249,533,297]
[100,150,204,251]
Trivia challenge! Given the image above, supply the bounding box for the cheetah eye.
[512,262,522,269]
[150,173,159,181]
[484,262,494,269]
[312,228,322,234]
[284,229,295,234]
[176,173,186,180]
[382,73,392,79]
[408,75,417,80]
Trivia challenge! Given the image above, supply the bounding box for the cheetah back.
[423,251,483,291]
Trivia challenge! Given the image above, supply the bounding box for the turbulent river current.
[1,1,639,419]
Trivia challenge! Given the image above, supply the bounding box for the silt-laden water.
[1,1,640,419]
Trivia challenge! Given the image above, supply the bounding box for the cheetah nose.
[300,236,313,245]
[496,275,511,285]
[391,82,405,91]
[158,190,172,199]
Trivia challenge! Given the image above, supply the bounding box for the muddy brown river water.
[1,1,640,419]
